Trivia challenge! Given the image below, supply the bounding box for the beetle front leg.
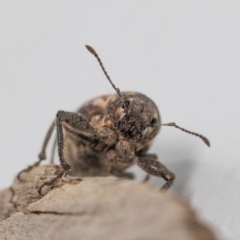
[38,110,117,195]
[134,157,175,190]
[38,169,65,196]
[116,140,175,190]
[39,111,93,194]
[55,115,72,171]
[58,111,118,146]
[136,153,157,183]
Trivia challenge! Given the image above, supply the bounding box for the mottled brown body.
[18,45,210,195]
[64,92,160,177]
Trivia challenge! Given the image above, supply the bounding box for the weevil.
[18,45,210,195]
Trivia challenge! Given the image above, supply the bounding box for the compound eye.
[150,118,158,127]
[121,99,130,108]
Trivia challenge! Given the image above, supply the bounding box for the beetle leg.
[17,120,55,181]
[38,170,65,196]
[38,110,118,195]
[50,135,57,163]
[134,157,175,190]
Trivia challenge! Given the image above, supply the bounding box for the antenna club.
[203,137,211,147]
[85,45,96,55]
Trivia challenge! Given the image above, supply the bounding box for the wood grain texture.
[0,165,216,240]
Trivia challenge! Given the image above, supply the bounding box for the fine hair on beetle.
[18,45,210,195]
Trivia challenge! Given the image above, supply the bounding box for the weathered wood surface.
[0,165,216,240]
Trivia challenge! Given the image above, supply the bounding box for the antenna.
[161,122,210,147]
[85,45,122,99]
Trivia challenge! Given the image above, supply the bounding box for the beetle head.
[108,92,161,145]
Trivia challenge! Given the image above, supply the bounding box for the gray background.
[0,1,239,239]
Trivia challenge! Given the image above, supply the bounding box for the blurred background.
[0,1,239,239]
